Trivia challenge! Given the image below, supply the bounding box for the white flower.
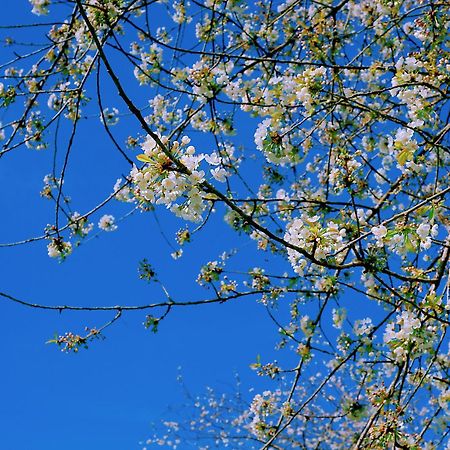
[431,223,439,237]
[275,189,288,200]
[371,224,388,248]
[296,86,312,109]
[142,134,159,155]
[254,118,271,151]
[47,239,72,259]
[113,178,133,203]
[205,152,221,165]
[354,318,373,336]
[98,214,118,232]
[395,128,414,146]
[162,176,176,191]
[371,224,387,239]
[417,223,431,239]
[210,167,228,182]
[189,170,205,184]
[30,0,50,15]
[421,237,432,250]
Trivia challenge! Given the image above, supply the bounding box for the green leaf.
[404,234,416,253]
[397,149,413,166]
[136,154,152,163]
[429,206,435,220]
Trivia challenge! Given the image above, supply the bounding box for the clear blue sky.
[0,2,284,449]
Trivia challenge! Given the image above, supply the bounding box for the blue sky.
[0,2,286,449]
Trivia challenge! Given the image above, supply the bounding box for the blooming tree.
[2,0,450,448]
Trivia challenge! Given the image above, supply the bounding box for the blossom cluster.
[284,214,346,275]
[128,134,232,222]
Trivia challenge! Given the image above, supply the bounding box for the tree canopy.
[2,0,450,448]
